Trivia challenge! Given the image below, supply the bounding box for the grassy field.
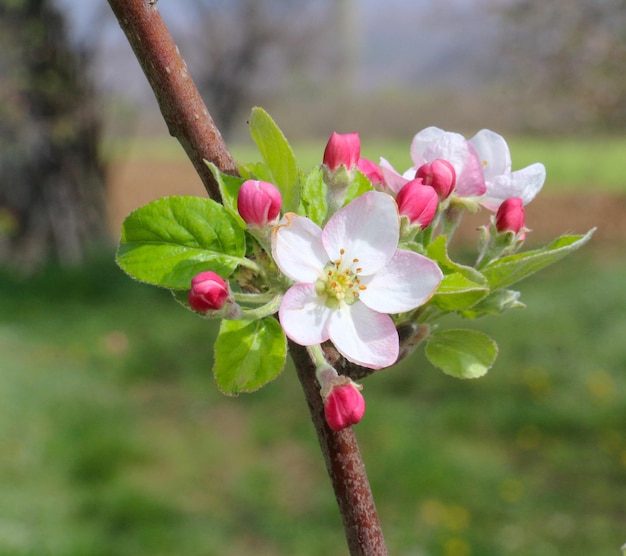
[1,244,625,555]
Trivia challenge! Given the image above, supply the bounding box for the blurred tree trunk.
[0,0,107,271]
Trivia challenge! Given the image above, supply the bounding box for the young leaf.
[117,196,246,290]
[427,235,487,286]
[248,107,300,212]
[343,169,374,206]
[481,229,595,290]
[205,161,246,226]
[431,272,490,311]
[459,289,525,319]
[425,329,498,379]
[298,166,327,225]
[213,317,287,395]
[237,161,273,184]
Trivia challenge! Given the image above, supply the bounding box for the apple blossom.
[416,159,456,200]
[357,157,384,186]
[237,179,282,227]
[395,179,438,229]
[272,190,443,369]
[495,197,526,234]
[323,132,360,171]
[379,127,486,198]
[189,271,230,313]
[324,382,366,431]
[469,129,545,211]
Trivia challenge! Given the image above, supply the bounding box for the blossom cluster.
[117,108,590,433]
[185,124,548,430]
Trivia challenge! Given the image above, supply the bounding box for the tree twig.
[106,1,388,553]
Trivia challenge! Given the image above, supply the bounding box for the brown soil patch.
[107,159,625,248]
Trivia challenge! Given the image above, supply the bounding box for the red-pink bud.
[416,159,456,200]
[188,271,230,312]
[323,132,361,171]
[357,157,384,186]
[324,383,366,432]
[496,197,525,234]
[237,180,282,227]
[395,180,439,229]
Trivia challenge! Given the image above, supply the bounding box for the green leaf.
[481,229,595,290]
[459,289,525,319]
[205,161,246,226]
[236,161,273,183]
[248,107,300,212]
[343,169,374,206]
[117,196,246,289]
[425,329,498,379]
[213,317,287,395]
[426,235,487,286]
[431,271,490,311]
[298,166,327,225]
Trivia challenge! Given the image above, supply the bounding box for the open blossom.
[469,129,545,211]
[272,191,443,369]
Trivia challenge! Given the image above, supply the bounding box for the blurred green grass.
[1,247,625,555]
[107,135,626,192]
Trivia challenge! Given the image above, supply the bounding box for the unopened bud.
[416,159,456,200]
[188,271,230,313]
[324,382,366,432]
[323,132,360,171]
[357,157,384,186]
[495,197,525,234]
[237,180,282,227]
[396,180,438,229]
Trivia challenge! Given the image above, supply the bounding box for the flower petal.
[359,249,443,313]
[481,163,546,211]
[279,283,331,345]
[272,213,328,282]
[379,157,412,194]
[328,303,399,369]
[410,126,447,166]
[322,191,399,275]
[470,129,512,180]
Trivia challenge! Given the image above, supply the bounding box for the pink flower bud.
[357,157,384,186]
[416,159,456,200]
[323,132,361,171]
[495,197,525,234]
[395,179,439,229]
[324,383,366,432]
[188,271,230,313]
[237,180,282,227]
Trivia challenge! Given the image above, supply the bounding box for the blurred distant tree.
[178,0,335,138]
[494,0,626,133]
[0,0,107,270]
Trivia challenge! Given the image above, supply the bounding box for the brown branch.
[107,0,237,201]
[289,341,388,555]
[107,1,387,553]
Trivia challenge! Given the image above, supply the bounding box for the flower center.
[315,249,366,309]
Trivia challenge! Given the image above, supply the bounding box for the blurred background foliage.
[0,0,625,554]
